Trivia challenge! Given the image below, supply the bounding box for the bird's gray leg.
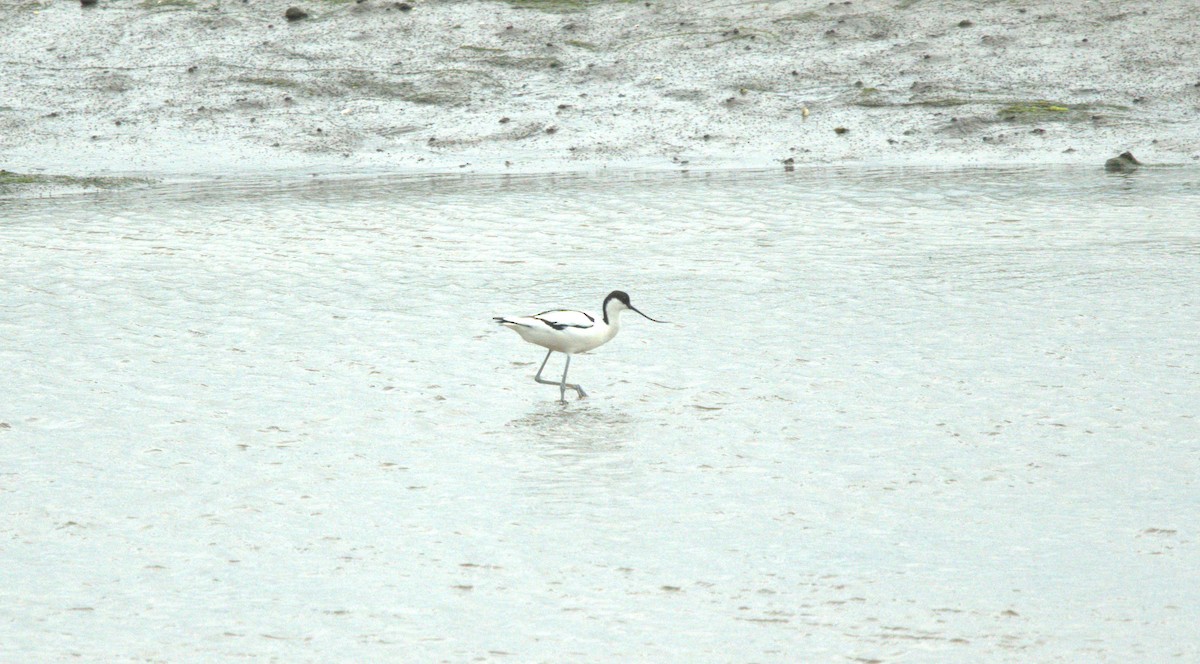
[532,349,586,401]
[533,349,558,386]
[560,354,587,401]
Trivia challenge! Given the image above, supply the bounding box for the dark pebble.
[80,0,98,6]
[284,6,308,21]
[957,19,973,28]
[1104,151,1141,172]
[834,127,848,135]
[544,126,557,134]
[396,2,412,10]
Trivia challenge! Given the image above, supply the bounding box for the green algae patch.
[460,45,506,53]
[139,0,196,8]
[997,100,1071,118]
[0,170,151,197]
[503,0,625,11]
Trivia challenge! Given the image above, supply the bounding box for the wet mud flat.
[2,0,1200,180]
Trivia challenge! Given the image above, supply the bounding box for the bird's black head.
[605,290,631,307]
[602,290,669,324]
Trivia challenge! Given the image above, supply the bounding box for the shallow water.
[2,166,1198,661]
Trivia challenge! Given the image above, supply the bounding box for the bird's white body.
[495,306,623,355]
[494,291,666,402]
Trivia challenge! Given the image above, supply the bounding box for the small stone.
[958,19,974,28]
[284,6,308,21]
[834,126,848,135]
[80,0,98,6]
[544,126,558,134]
[395,2,412,10]
[499,117,511,123]
[1104,151,1141,172]
[782,157,795,172]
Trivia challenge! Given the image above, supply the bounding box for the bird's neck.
[602,302,623,327]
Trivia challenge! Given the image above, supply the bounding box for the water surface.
[2,167,1198,661]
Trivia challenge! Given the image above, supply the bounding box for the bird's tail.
[493,316,513,325]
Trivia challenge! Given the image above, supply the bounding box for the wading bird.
[494,290,668,402]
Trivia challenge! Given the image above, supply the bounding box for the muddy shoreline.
[2,0,1199,179]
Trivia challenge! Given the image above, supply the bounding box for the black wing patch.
[533,309,595,330]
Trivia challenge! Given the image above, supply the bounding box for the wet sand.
[3,0,1199,178]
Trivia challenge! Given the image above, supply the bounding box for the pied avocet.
[494,290,668,402]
